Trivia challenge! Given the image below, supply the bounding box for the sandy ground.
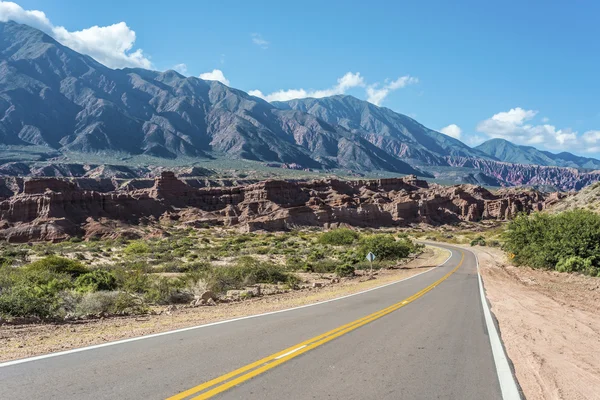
[0,246,449,362]
[471,246,600,400]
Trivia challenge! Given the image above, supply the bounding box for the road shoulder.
[469,245,600,400]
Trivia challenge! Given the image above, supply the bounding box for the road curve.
[0,244,516,399]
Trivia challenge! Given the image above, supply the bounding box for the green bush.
[185,258,299,294]
[304,259,338,274]
[504,210,600,276]
[307,249,326,262]
[318,228,359,245]
[335,264,355,277]
[142,276,189,305]
[26,256,87,277]
[74,270,118,293]
[358,235,412,261]
[0,266,72,318]
[123,241,150,255]
[470,236,486,247]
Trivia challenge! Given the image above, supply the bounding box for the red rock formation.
[0,173,553,242]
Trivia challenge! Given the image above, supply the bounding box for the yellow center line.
[167,251,464,400]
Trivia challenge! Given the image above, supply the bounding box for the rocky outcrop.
[0,173,555,242]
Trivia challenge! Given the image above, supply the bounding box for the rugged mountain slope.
[0,21,423,175]
[550,182,600,213]
[476,138,600,169]
[2,21,600,190]
[446,157,600,190]
[273,95,492,165]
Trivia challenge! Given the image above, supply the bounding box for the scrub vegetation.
[0,228,421,320]
[503,209,600,277]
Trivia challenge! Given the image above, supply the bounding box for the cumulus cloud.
[251,33,269,49]
[172,63,188,75]
[250,72,416,104]
[440,124,462,139]
[249,72,365,102]
[199,69,230,85]
[366,76,419,106]
[0,1,151,69]
[476,107,599,153]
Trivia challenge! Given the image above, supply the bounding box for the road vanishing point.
[0,244,521,399]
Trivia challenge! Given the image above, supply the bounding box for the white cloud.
[251,33,269,49]
[199,69,230,85]
[172,63,188,75]
[250,72,417,104]
[440,124,462,139]
[583,130,600,144]
[0,1,151,69]
[250,72,365,102]
[366,76,418,106]
[476,107,599,153]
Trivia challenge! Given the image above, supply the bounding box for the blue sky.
[2,0,600,156]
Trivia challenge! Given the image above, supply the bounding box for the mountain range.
[0,20,599,190]
[475,138,600,169]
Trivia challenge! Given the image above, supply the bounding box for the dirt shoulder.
[469,245,600,400]
[0,245,449,363]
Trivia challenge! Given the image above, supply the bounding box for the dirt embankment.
[473,246,600,400]
[0,246,449,363]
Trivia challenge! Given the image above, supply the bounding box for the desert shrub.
[74,291,146,316]
[357,235,412,261]
[26,256,87,277]
[470,236,486,246]
[556,256,592,272]
[121,270,153,294]
[123,241,150,255]
[185,258,298,294]
[0,284,59,318]
[0,266,72,318]
[339,249,361,265]
[285,256,304,271]
[304,259,338,274]
[181,261,211,273]
[335,264,355,277]
[318,228,359,245]
[504,210,600,275]
[142,276,189,305]
[74,270,118,293]
[307,249,326,262]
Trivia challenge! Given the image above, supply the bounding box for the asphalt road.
[0,244,515,399]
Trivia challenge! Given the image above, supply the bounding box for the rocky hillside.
[550,182,600,212]
[445,157,600,190]
[273,95,491,165]
[0,172,551,242]
[476,138,600,169]
[0,21,422,176]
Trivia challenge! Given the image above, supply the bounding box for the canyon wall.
[0,172,555,242]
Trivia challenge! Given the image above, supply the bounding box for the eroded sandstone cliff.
[0,172,555,242]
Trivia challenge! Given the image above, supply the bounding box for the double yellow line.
[168,251,464,400]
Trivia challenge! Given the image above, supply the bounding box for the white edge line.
[0,248,453,368]
[471,248,521,400]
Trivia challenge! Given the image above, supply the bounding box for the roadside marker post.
[366,252,375,277]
